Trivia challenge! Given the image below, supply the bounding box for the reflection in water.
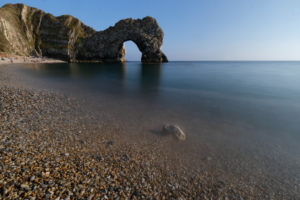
[69,62,127,79]
[25,62,163,97]
[140,63,161,96]
[25,63,72,76]
[26,62,127,80]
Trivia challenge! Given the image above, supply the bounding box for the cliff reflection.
[69,62,126,80]
[27,62,127,80]
[24,62,164,97]
[26,63,72,76]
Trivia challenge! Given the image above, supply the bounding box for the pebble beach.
[0,86,250,199]
[0,63,299,199]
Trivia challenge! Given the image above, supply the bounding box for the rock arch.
[0,4,168,63]
[76,17,168,63]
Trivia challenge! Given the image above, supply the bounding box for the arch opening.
[123,41,142,62]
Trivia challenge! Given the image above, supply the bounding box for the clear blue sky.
[1,0,300,61]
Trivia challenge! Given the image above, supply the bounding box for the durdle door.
[77,17,168,63]
[0,3,168,63]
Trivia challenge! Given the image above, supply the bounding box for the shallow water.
[1,61,300,194]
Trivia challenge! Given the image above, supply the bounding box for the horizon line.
[126,60,300,62]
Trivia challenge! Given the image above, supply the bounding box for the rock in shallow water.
[163,124,186,141]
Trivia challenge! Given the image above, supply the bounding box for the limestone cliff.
[0,3,168,63]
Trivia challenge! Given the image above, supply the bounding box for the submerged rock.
[0,3,168,63]
[163,124,186,141]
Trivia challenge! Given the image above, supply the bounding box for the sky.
[1,0,300,61]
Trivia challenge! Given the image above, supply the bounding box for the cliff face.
[0,3,39,55]
[0,4,95,59]
[0,4,168,63]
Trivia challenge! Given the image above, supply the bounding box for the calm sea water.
[1,61,300,190]
[18,61,300,135]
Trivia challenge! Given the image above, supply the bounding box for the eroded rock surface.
[78,17,168,63]
[0,3,168,63]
